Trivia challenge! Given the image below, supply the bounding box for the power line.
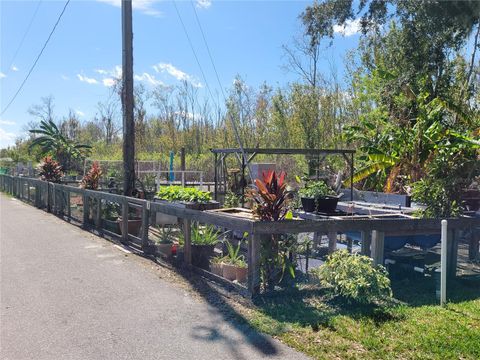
[189,1,251,179]
[8,0,43,72]
[1,0,70,116]
[171,0,218,108]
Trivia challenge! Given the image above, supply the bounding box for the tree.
[29,120,91,171]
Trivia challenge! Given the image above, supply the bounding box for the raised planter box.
[152,198,220,225]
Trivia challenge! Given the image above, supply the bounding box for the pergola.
[211,148,355,201]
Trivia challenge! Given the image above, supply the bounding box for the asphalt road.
[0,194,308,360]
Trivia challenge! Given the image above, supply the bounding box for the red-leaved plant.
[246,170,294,291]
[81,162,102,190]
[37,156,63,183]
[246,170,292,221]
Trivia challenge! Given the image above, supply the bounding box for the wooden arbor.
[211,148,355,201]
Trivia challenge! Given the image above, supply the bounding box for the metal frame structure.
[211,148,356,201]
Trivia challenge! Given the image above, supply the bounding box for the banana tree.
[29,120,91,171]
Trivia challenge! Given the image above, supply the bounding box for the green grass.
[241,275,480,360]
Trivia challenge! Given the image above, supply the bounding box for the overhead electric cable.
[8,0,43,72]
[172,0,218,108]
[1,0,70,116]
[189,0,252,180]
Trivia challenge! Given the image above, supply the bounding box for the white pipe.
[441,219,448,306]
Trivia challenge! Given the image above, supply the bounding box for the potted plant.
[222,241,247,282]
[118,208,142,237]
[80,162,103,226]
[102,201,120,234]
[155,186,219,210]
[152,225,175,259]
[209,255,225,276]
[299,180,338,213]
[191,223,220,269]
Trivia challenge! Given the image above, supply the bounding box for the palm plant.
[29,120,91,170]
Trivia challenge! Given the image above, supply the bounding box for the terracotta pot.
[236,266,247,283]
[222,263,237,281]
[210,262,223,276]
[118,217,142,237]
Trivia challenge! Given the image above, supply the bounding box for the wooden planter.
[152,199,220,225]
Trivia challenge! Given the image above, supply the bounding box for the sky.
[0,0,361,148]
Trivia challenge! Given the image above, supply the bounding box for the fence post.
[183,219,192,266]
[360,231,372,256]
[447,228,459,278]
[371,230,385,265]
[121,198,129,243]
[83,191,90,227]
[95,197,102,229]
[440,220,448,306]
[66,190,71,218]
[327,230,337,254]
[141,201,150,253]
[247,233,261,295]
[469,227,479,261]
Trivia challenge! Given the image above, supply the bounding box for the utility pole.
[122,0,135,196]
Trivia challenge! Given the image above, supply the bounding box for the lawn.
[239,275,480,360]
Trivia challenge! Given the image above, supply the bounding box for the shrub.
[37,156,63,183]
[156,186,211,203]
[80,162,102,190]
[411,178,462,218]
[313,250,392,304]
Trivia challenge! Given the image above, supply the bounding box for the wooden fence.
[1,174,478,296]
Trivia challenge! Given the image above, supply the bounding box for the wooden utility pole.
[121,0,135,196]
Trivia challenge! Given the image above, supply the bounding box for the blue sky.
[0,0,361,148]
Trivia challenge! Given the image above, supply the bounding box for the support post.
[447,229,459,278]
[440,220,448,306]
[247,233,261,295]
[350,152,354,202]
[183,219,192,267]
[214,152,218,201]
[83,192,90,227]
[141,202,150,253]
[371,230,385,265]
[121,198,129,243]
[327,230,337,254]
[360,231,371,256]
[469,227,479,261]
[95,198,102,229]
[180,147,185,171]
[121,0,135,196]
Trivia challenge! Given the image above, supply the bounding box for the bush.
[313,250,392,304]
[80,162,102,190]
[37,156,63,183]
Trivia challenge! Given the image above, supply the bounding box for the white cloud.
[333,19,361,37]
[103,78,116,87]
[196,0,212,9]
[0,127,17,148]
[0,119,15,125]
[11,65,19,72]
[153,63,202,88]
[61,74,70,80]
[75,110,85,117]
[0,72,6,79]
[134,72,164,86]
[77,74,98,84]
[97,0,162,17]
[95,69,108,75]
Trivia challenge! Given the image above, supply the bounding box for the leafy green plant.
[299,180,336,198]
[312,250,392,304]
[224,240,246,266]
[223,191,241,208]
[37,156,63,183]
[102,201,120,221]
[80,161,102,190]
[411,178,462,218]
[191,223,220,245]
[153,225,175,244]
[156,186,212,203]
